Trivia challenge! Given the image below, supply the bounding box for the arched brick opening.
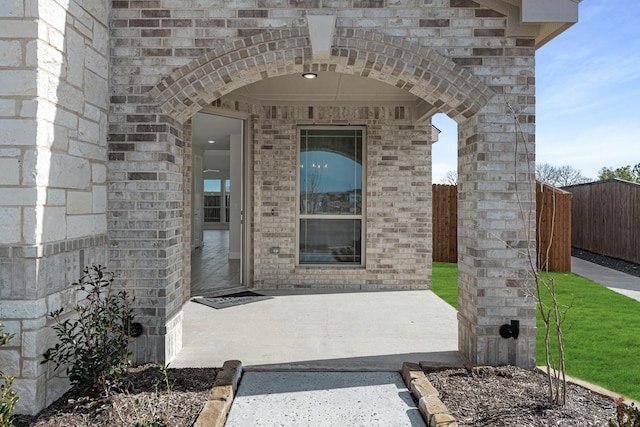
[115,27,535,369]
[149,28,495,125]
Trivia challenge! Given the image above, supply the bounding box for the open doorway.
[190,112,244,296]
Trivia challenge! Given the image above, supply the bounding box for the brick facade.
[0,0,567,414]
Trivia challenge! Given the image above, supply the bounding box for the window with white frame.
[297,127,365,266]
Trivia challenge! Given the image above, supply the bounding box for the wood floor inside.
[191,229,242,297]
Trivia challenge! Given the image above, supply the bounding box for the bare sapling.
[507,100,570,405]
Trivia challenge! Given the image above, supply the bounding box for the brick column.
[457,99,537,368]
[108,113,185,363]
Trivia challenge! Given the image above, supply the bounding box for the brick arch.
[149,28,496,124]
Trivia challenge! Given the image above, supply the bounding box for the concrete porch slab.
[170,289,462,371]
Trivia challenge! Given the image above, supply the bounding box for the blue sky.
[432,0,640,183]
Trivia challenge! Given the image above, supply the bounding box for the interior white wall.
[229,133,242,259]
[192,145,204,249]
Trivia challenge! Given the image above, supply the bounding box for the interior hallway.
[191,229,242,297]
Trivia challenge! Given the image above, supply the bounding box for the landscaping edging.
[193,360,637,427]
[402,362,459,427]
[194,360,243,427]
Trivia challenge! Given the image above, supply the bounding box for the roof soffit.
[473,0,580,48]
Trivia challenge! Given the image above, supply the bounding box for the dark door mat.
[192,291,272,309]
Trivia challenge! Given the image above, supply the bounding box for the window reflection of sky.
[204,179,230,193]
[300,151,362,193]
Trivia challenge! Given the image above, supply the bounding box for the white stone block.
[47,188,66,205]
[48,152,90,189]
[0,119,37,145]
[65,28,85,87]
[0,20,37,38]
[1,69,37,97]
[37,41,64,76]
[84,69,108,109]
[21,326,57,359]
[66,214,106,238]
[83,102,101,122]
[46,375,71,407]
[54,80,84,114]
[0,299,46,320]
[91,21,109,53]
[0,0,24,17]
[50,104,79,130]
[0,188,37,206]
[91,163,106,183]
[0,41,22,67]
[39,0,66,32]
[85,47,109,79]
[92,185,106,213]
[0,350,20,375]
[21,316,47,330]
[13,376,47,416]
[67,140,100,162]
[78,118,100,144]
[0,207,22,244]
[67,191,92,214]
[0,158,19,184]
[42,206,66,242]
[0,99,16,116]
[21,357,48,378]
[22,206,40,244]
[19,99,37,118]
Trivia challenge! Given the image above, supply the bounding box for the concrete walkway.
[571,257,640,302]
[224,371,426,427]
[171,289,462,370]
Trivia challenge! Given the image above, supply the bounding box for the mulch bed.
[426,365,618,426]
[13,365,217,427]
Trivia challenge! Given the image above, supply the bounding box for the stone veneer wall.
[0,0,110,414]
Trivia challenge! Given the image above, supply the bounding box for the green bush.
[42,265,136,395]
[610,401,640,427]
[0,323,18,427]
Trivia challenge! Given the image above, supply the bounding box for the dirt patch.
[427,365,618,426]
[13,365,217,427]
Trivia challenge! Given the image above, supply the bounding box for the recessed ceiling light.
[208,140,215,144]
[302,72,318,79]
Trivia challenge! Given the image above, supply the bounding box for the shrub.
[0,323,18,427]
[610,401,640,427]
[42,265,135,395]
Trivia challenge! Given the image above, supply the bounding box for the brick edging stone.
[402,362,458,427]
[194,360,243,427]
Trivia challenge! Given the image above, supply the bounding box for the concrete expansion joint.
[402,362,459,427]
[194,360,242,427]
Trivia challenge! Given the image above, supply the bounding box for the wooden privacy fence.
[432,182,572,272]
[563,179,640,265]
[536,182,572,272]
[432,184,458,263]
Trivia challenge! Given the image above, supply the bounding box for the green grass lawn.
[432,262,640,401]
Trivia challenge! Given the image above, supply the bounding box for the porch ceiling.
[233,72,419,104]
[193,72,425,173]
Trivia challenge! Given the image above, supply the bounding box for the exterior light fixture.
[499,320,520,339]
[302,72,318,79]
